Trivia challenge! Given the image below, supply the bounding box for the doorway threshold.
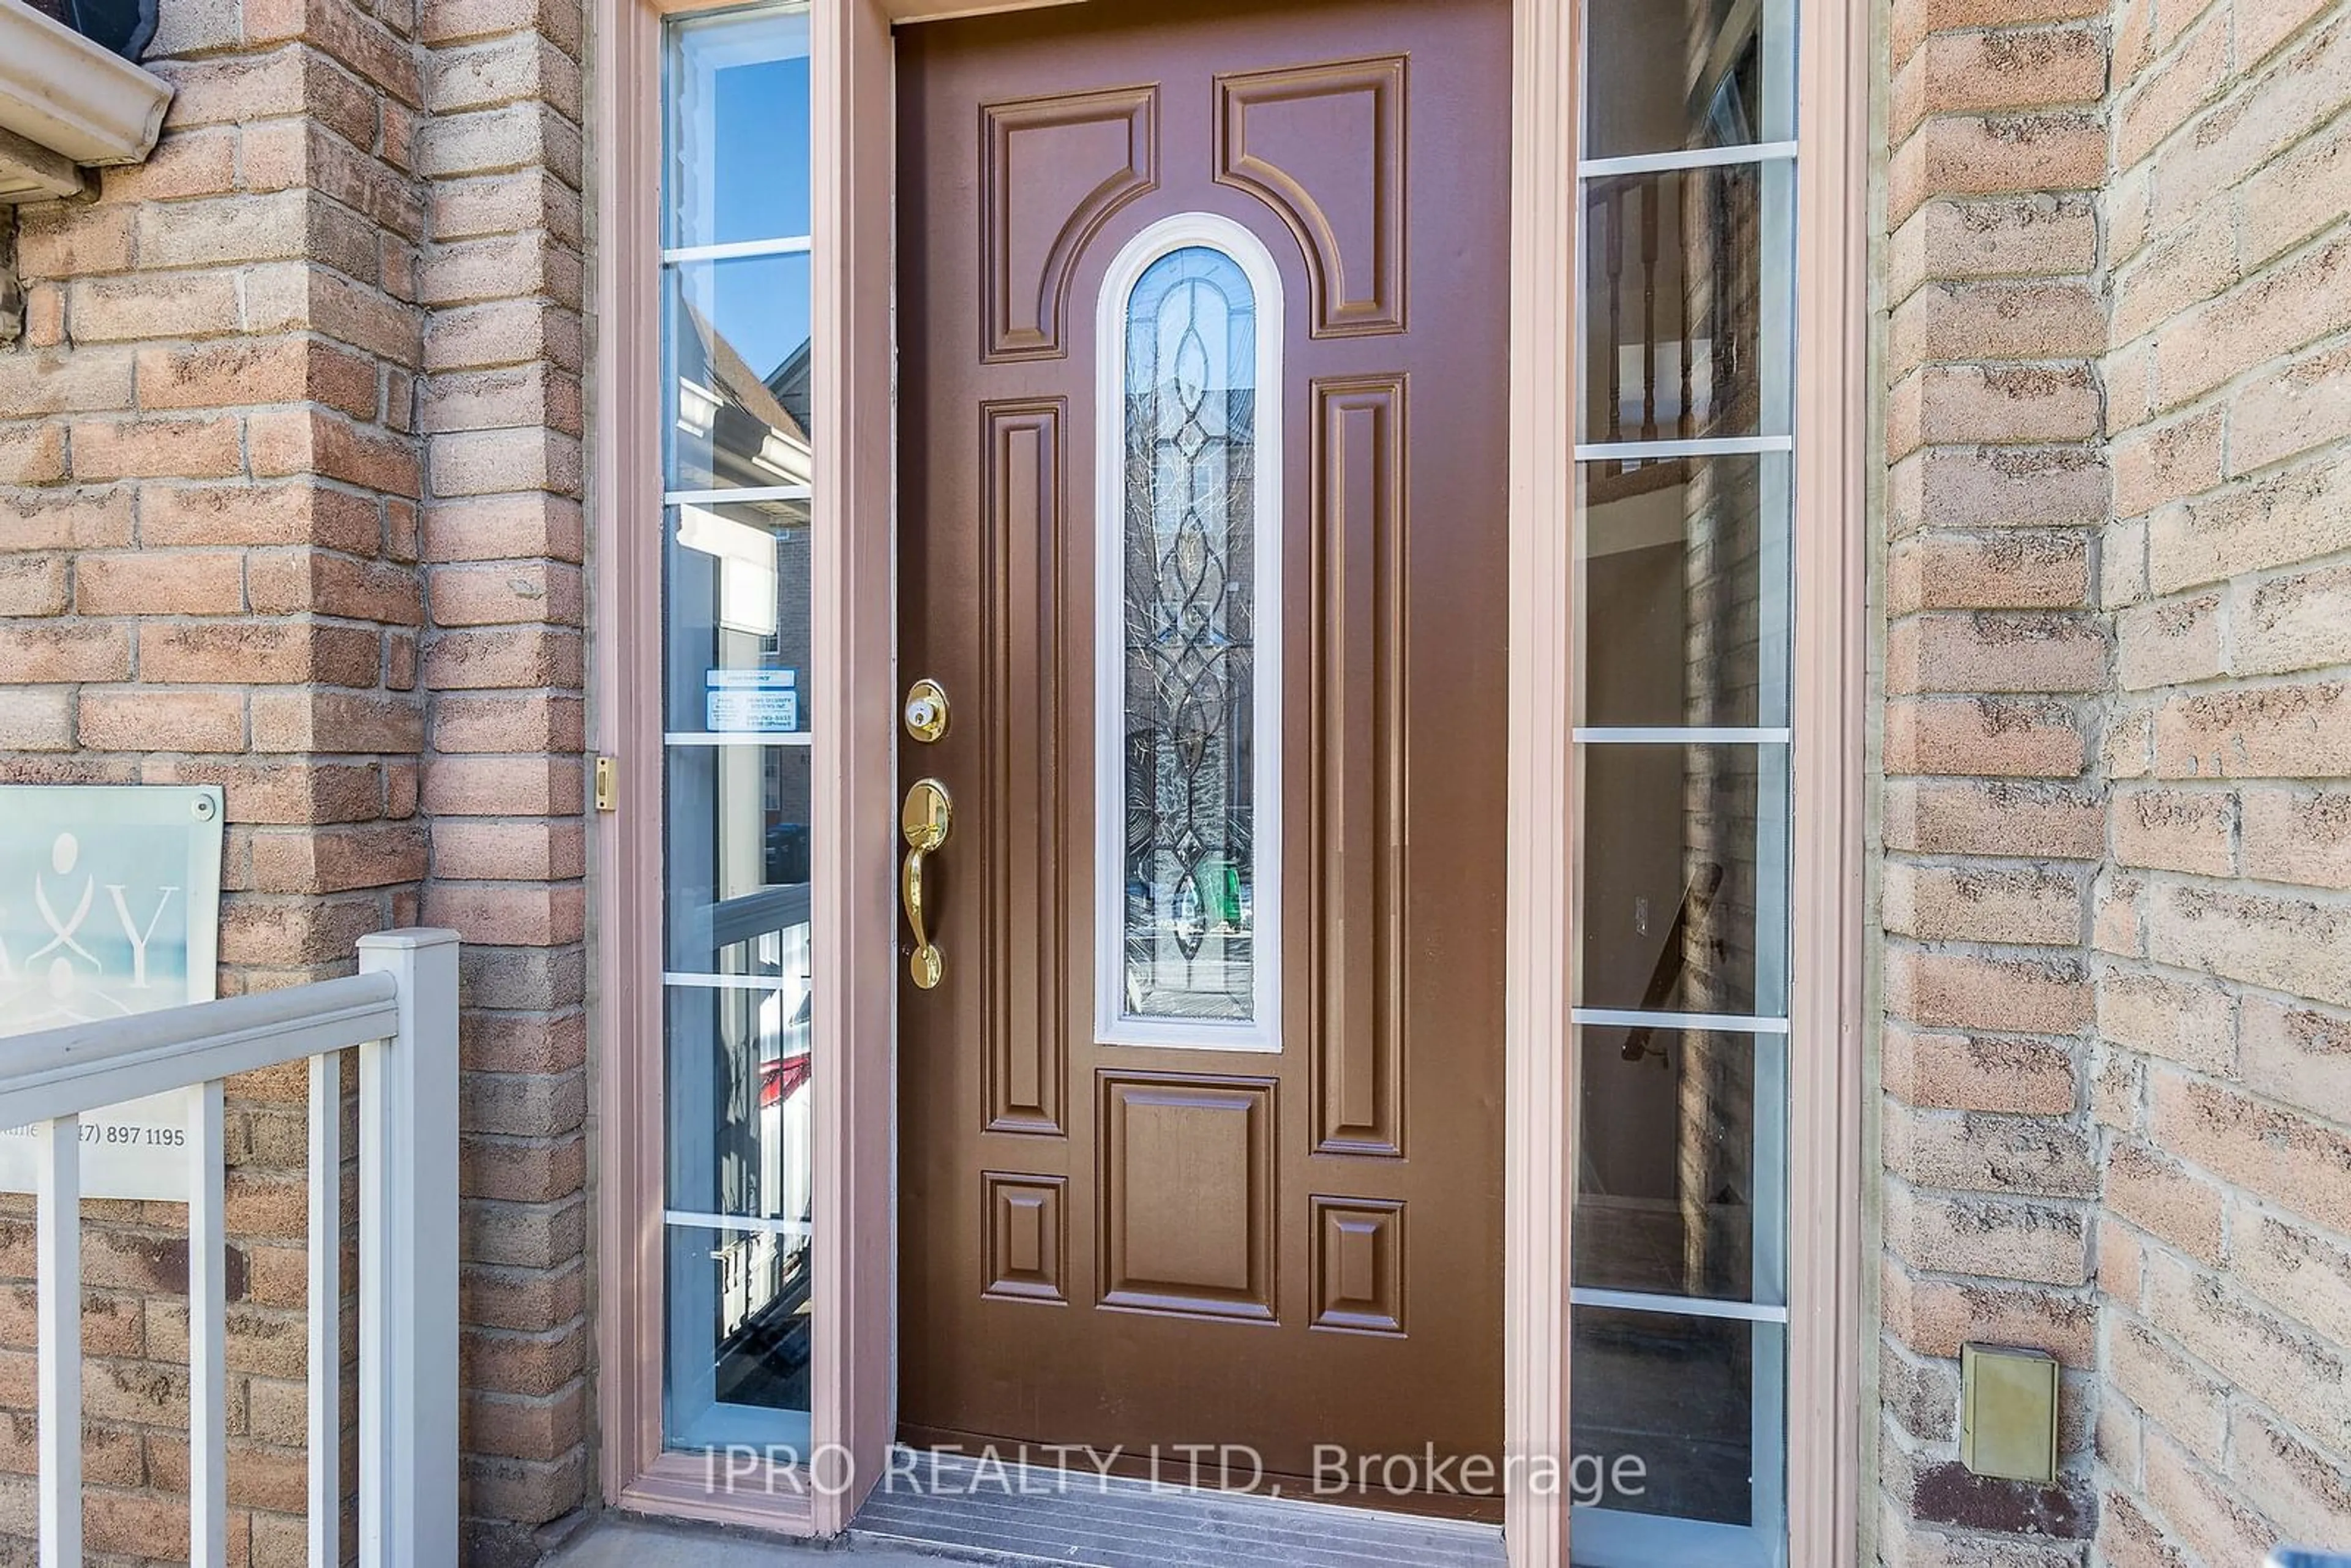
[850,1449,1507,1568]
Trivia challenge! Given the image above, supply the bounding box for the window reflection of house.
[672,296,814,499]
[664,283,823,1442]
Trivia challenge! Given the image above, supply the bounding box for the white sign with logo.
[0,784,226,1201]
[706,667,799,733]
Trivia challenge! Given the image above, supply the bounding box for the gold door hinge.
[594,756,618,812]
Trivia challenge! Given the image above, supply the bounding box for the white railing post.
[356,929,462,1568]
[34,1116,81,1568]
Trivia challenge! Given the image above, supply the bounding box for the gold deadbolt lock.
[904,678,950,743]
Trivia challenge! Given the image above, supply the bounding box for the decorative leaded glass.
[1120,247,1259,1023]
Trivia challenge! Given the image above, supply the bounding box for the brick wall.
[1878,0,2351,1564]
[413,0,593,1554]
[2094,0,2351,1561]
[0,0,589,1553]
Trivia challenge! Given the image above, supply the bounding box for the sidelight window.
[656,1,816,1455]
[1095,219,1285,1052]
[1570,0,1797,1563]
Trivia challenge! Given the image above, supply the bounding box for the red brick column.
[0,0,427,1555]
[1878,2,2112,1559]
[413,0,593,1552]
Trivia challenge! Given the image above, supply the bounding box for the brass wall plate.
[904,678,950,743]
[1960,1342,2060,1484]
[593,756,617,812]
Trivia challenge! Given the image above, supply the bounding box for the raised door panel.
[1215,57,1406,337]
[1308,375,1408,1157]
[982,86,1160,361]
[1098,1073,1275,1322]
[980,401,1069,1135]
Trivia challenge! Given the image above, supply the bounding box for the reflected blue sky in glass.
[665,9,813,384]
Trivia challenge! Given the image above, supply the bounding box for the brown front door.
[895,0,1512,1508]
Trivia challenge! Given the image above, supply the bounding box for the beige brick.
[65,274,241,343]
[1889,0,2107,63]
[1883,1026,2079,1116]
[1881,779,2104,858]
[416,231,582,312]
[139,338,380,422]
[2148,882,2351,1007]
[0,623,130,683]
[2154,1070,2351,1235]
[2095,966,2235,1074]
[141,757,385,825]
[78,688,246,754]
[2233,1202,2351,1346]
[1887,530,2090,615]
[422,626,582,691]
[1883,1181,2090,1285]
[2154,680,2351,778]
[2230,1406,2351,1545]
[421,494,582,563]
[421,883,585,946]
[1883,862,2085,945]
[0,557,68,617]
[1884,1107,2095,1197]
[217,894,389,967]
[2114,5,2227,168]
[1884,696,2087,778]
[432,691,583,754]
[2150,234,2351,416]
[74,550,246,617]
[2231,560,2351,678]
[424,297,582,375]
[140,623,381,689]
[430,170,581,246]
[1889,362,2102,457]
[2148,449,2351,592]
[69,416,243,483]
[1886,195,2099,310]
[2230,336,2351,477]
[245,550,423,625]
[2106,1142,2225,1264]
[249,408,422,498]
[1888,113,2109,227]
[2240,106,2351,267]
[2238,994,2351,1127]
[426,427,582,498]
[431,820,585,881]
[1889,279,2105,370]
[247,689,425,754]
[249,821,428,895]
[421,756,581,817]
[2150,12,2351,231]
[1887,611,2107,696]
[141,482,381,553]
[427,561,583,627]
[2110,786,2234,876]
[2117,588,2222,693]
[413,100,582,186]
[2144,1248,2351,1457]
[2143,1433,2281,1568]
[2109,1314,2226,1458]
[1888,947,2091,1033]
[0,689,75,751]
[2238,793,2351,907]
[1886,1268,2097,1370]
[2110,406,2223,519]
[0,348,135,420]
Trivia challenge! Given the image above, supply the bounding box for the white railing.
[1,928,460,1568]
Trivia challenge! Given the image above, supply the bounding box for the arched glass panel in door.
[1103,238,1283,1051]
